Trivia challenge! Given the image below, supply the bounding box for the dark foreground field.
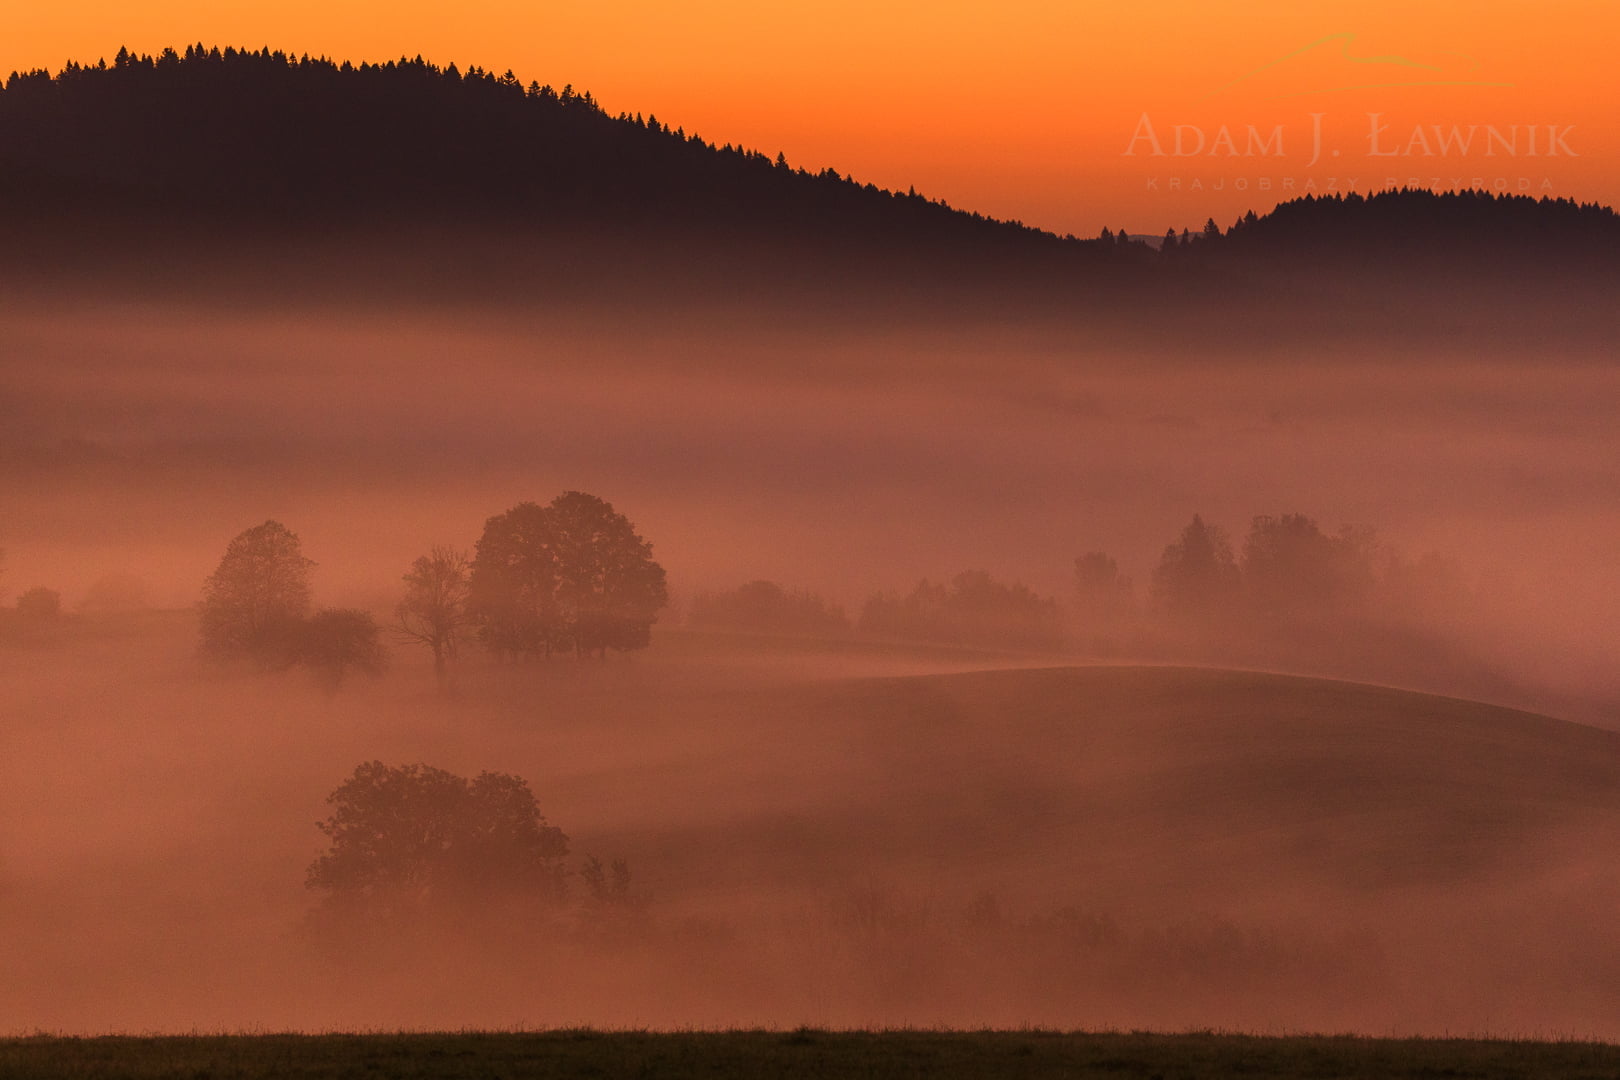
[7,1030,1620,1079]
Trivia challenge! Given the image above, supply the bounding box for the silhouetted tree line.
[1158,190,1620,272]
[4,47,1616,291]
[0,45,1074,256]
[690,509,1489,673]
[687,580,851,638]
[859,570,1066,652]
[1088,511,1490,677]
[1144,512,1381,625]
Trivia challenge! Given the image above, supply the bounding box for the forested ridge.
[2,45,1615,264]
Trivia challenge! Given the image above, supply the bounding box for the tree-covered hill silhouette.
[0,45,1071,255]
[1,45,1615,323]
[1193,189,1620,277]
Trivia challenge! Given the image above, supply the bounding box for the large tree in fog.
[469,492,667,659]
[394,546,472,685]
[858,570,1064,650]
[198,520,314,665]
[468,501,561,658]
[547,491,668,657]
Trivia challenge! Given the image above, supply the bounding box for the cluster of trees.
[305,760,641,941]
[689,571,1068,653]
[1074,511,1483,663]
[307,761,570,921]
[687,580,850,638]
[1146,513,1384,627]
[198,491,667,690]
[689,510,1483,663]
[859,571,1065,652]
[198,520,386,690]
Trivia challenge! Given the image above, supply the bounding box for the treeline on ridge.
[0,44,1065,253]
[2,45,1615,281]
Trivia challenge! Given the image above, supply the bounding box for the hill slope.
[585,663,1620,912]
[2,46,1616,316]
[0,47,1067,251]
[6,621,1620,1031]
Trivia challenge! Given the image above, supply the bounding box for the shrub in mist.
[295,607,387,692]
[14,586,62,621]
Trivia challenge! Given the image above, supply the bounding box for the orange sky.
[3,1,1615,234]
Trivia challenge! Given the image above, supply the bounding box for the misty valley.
[1,46,1619,1054]
[4,473,1620,1034]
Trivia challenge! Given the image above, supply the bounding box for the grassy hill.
[570,661,1620,924]
[4,621,1619,1034]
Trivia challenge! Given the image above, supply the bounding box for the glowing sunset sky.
[3,1,1614,234]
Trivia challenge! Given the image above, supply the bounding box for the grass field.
[7,1029,1620,1079]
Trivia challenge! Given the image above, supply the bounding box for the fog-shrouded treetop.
[469,492,668,660]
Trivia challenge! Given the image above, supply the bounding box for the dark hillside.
[1,47,1615,343]
[0,47,1072,252]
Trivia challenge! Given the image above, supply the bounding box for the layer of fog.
[2,298,1616,715]
[3,287,1620,1035]
[4,629,1620,1035]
